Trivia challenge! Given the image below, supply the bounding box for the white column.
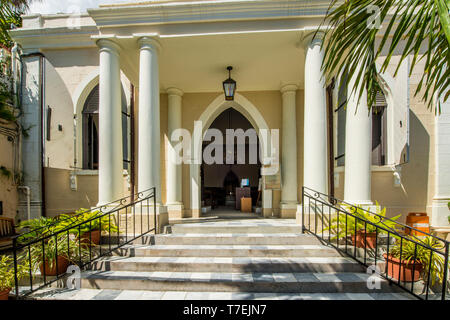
[280,84,298,213]
[344,64,372,205]
[166,87,184,216]
[97,39,123,205]
[190,163,201,218]
[302,31,328,195]
[137,37,163,204]
[432,96,450,228]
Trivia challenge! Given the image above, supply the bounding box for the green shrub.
[0,255,28,291]
[325,201,401,240]
[388,236,446,287]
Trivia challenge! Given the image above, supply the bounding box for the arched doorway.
[201,108,262,212]
[190,93,272,217]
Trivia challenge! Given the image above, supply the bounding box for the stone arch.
[189,92,271,215]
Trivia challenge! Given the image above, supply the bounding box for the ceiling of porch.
[118,30,307,93]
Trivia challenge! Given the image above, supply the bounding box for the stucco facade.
[6,0,449,233]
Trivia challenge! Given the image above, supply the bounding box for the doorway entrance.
[201,108,261,213]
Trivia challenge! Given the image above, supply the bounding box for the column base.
[166,203,185,220]
[431,198,450,228]
[280,202,298,218]
[116,203,168,234]
[296,204,303,228]
[191,208,201,218]
[262,208,274,218]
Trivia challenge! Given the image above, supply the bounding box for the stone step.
[28,287,415,300]
[108,244,342,257]
[77,270,403,293]
[101,233,322,246]
[89,256,364,273]
[170,220,300,234]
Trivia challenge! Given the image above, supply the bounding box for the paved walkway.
[30,287,413,300]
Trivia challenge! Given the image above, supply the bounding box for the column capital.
[167,87,184,97]
[135,34,161,52]
[280,84,298,94]
[95,38,121,55]
[301,30,325,50]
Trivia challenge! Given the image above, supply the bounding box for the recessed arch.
[193,92,270,162]
[72,69,131,169]
[189,92,271,214]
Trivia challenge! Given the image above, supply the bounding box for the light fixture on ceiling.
[222,66,236,101]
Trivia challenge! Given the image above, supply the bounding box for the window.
[335,76,347,167]
[82,85,99,169]
[335,80,388,167]
[81,84,130,170]
[371,91,387,166]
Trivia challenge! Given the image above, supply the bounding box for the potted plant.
[384,236,445,284]
[0,255,28,300]
[56,209,120,246]
[16,216,57,245]
[325,202,400,249]
[28,233,89,276]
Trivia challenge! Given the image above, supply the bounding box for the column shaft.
[432,97,450,227]
[97,39,123,205]
[166,88,183,205]
[281,84,298,205]
[303,33,328,194]
[344,65,372,204]
[138,38,162,203]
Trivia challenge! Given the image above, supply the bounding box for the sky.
[28,0,133,14]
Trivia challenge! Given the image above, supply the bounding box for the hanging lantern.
[222,66,236,101]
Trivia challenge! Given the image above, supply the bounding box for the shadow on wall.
[379,109,430,221]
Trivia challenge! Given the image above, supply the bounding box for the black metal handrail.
[302,186,449,301]
[15,189,152,243]
[11,187,157,298]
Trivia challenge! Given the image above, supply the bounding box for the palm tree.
[0,0,30,48]
[319,0,449,113]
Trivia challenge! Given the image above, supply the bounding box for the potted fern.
[0,255,28,300]
[325,202,400,249]
[16,217,58,245]
[28,233,89,276]
[384,236,445,284]
[56,209,119,245]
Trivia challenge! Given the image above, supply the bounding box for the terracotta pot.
[351,230,377,249]
[383,254,423,282]
[0,288,10,300]
[39,255,70,276]
[79,229,101,245]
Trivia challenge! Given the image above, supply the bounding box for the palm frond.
[321,0,449,113]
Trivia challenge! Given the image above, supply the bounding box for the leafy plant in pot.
[16,217,58,245]
[325,202,400,249]
[0,255,28,300]
[55,209,120,246]
[384,236,446,285]
[27,234,90,276]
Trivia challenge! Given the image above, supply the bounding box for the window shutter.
[335,76,347,166]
